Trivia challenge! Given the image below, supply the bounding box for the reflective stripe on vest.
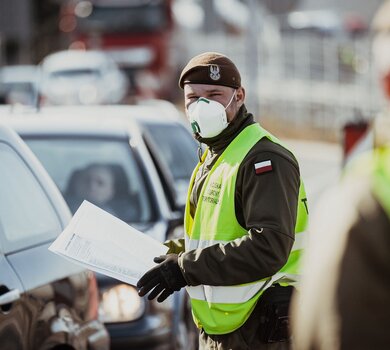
[185,231,308,252]
[184,123,309,334]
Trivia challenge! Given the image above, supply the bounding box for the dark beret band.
[179,52,241,89]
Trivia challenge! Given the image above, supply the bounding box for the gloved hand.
[137,254,187,302]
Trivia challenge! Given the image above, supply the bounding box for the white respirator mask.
[187,90,236,138]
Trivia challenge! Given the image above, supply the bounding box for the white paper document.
[49,201,167,286]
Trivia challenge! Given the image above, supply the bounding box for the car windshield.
[25,137,154,224]
[0,143,61,248]
[3,82,35,94]
[76,0,168,33]
[143,122,198,205]
[144,122,198,181]
[50,69,101,78]
[1,82,37,105]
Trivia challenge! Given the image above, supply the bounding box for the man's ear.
[236,87,245,108]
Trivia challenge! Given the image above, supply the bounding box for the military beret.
[179,52,241,89]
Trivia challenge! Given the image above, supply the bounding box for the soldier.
[138,52,308,349]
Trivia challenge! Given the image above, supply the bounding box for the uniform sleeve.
[336,192,390,349]
[179,147,300,286]
[292,180,390,350]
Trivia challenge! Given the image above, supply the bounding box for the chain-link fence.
[176,29,385,141]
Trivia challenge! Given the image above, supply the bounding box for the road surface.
[284,138,342,213]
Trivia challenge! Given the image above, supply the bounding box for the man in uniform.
[137,52,308,349]
[291,3,390,349]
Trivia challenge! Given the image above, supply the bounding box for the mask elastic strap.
[197,141,203,162]
[224,90,237,111]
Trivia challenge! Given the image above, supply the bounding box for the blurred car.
[0,65,40,106]
[133,99,199,210]
[0,123,109,349]
[275,10,344,36]
[40,50,129,105]
[1,104,199,350]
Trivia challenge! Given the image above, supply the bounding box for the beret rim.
[178,52,241,89]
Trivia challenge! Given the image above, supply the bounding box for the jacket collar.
[196,105,255,153]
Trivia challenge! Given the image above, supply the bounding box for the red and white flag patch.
[254,160,273,175]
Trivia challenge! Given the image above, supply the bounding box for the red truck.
[59,0,176,99]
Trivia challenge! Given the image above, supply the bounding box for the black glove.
[137,254,187,302]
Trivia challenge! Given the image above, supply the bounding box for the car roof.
[0,103,187,137]
[41,50,114,72]
[0,65,40,83]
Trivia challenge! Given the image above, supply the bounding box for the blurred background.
[0,0,387,141]
[1,2,388,348]
[1,0,388,211]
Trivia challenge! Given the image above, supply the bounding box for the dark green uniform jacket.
[167,105,301,287]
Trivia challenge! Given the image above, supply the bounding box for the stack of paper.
[49,201,167,286]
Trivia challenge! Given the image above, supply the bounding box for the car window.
[25,137,154,224]
[142,122,199,207]
[0,142,61,250]
[76,1,168,33]
[50,69,101,78]
[143,122,198,181]
[3,82,35,95]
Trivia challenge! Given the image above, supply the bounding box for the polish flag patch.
[254,160,273,175]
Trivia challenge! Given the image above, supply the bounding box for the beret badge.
[209,64,221,81]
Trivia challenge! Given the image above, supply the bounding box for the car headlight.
[98,284,146,323]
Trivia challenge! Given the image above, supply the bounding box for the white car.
[0,123,110,349]
[40,50,129,105]
[0,65,40,106]
[0,103,199,350]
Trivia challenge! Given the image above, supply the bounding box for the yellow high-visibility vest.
[184,123,309,335]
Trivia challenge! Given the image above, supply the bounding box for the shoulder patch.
[254,160,273,175]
